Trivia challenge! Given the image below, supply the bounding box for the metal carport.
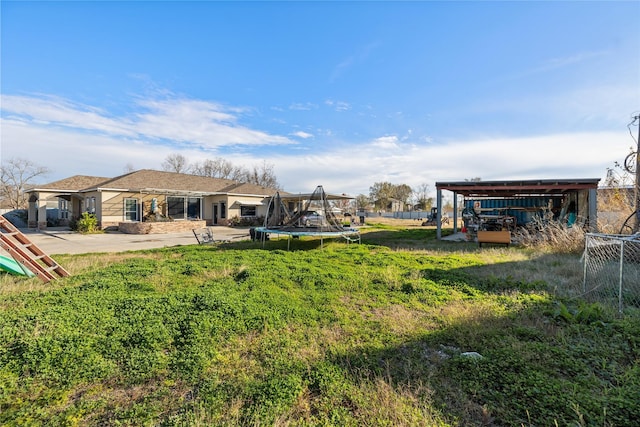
[434,178,601,240]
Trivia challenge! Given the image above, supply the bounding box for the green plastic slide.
[0,255,35,277]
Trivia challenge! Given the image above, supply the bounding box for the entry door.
[213,204,218,225]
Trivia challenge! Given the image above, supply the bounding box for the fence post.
[619,240,625,314]
[583,234,589,294]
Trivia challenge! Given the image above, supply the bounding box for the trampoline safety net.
[264,185,346,233]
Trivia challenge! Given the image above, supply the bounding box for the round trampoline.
[256,185,361,249]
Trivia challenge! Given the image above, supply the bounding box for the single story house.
[25,169,282,231]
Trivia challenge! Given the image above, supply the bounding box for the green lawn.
[0,226,638,426]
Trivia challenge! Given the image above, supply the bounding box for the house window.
[240,205,256,217]
[167,196,202,220]
[124,198,139,221]
[187,197,201,219]
[220,202,226,219]
[167,196,185,218]
[85,197,96,214]
[59,199,69,220]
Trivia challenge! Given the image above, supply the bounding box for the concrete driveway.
[18,226,252,255]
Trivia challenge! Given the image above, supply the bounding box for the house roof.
[90,169,237,193]
[29,169,281,197]
[221,181,286,196]
[27,175,111,192]
[436,178,601,198]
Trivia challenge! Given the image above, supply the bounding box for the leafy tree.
[370,182,414,211]
[0,158,50,209]
[161,153,190,173]
[393,184,413,209]
[369,182,395,210]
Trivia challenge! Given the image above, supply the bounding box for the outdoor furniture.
[477,230,511,247]
[192,227,229,245]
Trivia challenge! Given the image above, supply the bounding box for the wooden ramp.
[0,215,69,282]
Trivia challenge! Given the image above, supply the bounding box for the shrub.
[229,215,264,227]
[75,212,101,234]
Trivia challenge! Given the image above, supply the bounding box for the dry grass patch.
[435,299,509,333]
[351,376,449,426]
[368,304,437,337]
[60,252,162,275]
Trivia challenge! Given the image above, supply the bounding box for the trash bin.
[250,227,269,241]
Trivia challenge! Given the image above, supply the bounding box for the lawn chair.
[192,227,229,245]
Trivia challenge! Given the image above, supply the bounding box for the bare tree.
[241,161,280,189]
[123,162,136,174]
[414,183,433,210]
[331,196,353,214]
[161,153,190,174]
[192,158,244,180]
[162,154,280,188]
[355,194,371,211]
[0,158,50,209]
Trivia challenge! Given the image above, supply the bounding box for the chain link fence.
[583,233,640,314]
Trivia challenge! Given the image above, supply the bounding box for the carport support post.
[452,192,458,233]
[588,188,598,233]
[436,189,442,240]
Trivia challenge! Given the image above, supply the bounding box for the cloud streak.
[1,93,294,151]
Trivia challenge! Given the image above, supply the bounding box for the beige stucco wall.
[225,195,268,220]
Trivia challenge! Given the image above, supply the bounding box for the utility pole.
[635,114,640,233]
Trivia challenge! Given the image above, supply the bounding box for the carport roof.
[436,178,601,198]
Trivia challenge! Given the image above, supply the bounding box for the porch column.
[37,198,48,230]
[28,194,38,228]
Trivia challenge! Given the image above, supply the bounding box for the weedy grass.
[0,224,638,426]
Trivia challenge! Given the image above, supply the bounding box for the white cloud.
[2,94,137,137]
[1,93,294,153]
[290,131,314,139]
[325,99,351,112]
[289,102,317,111]
[371,136,399,149]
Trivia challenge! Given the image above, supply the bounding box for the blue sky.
[1,1,639,197]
